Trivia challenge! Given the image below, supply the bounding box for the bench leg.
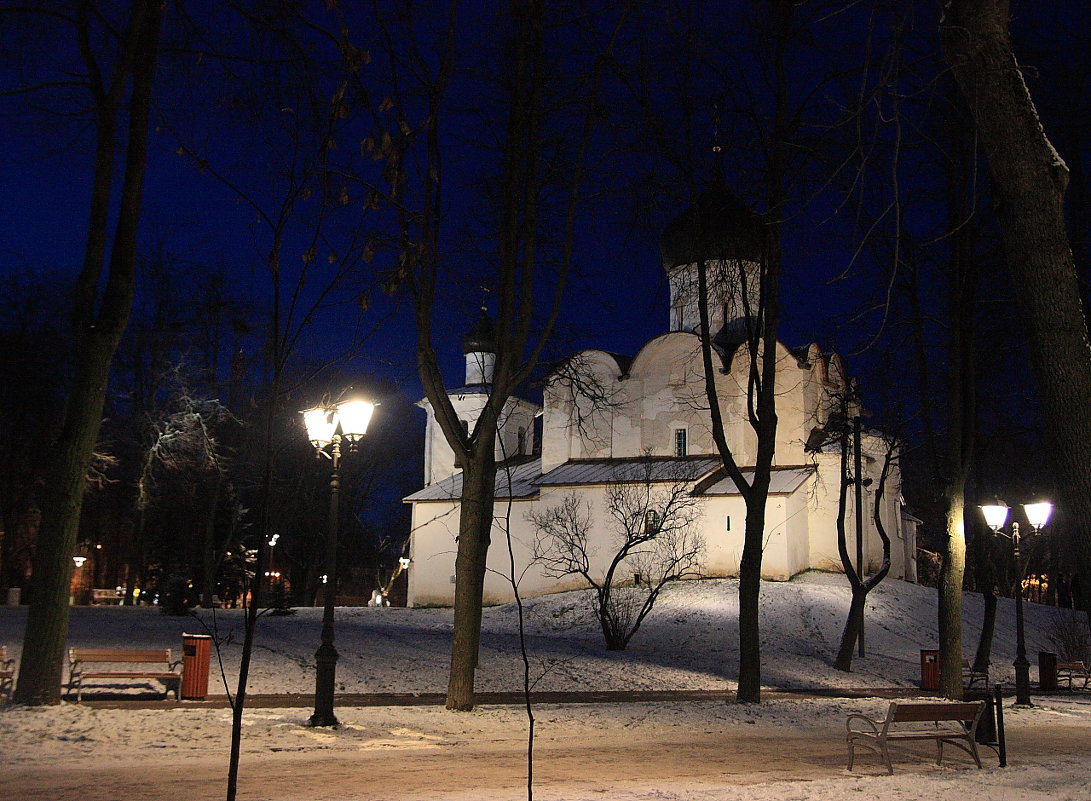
[881,741,893,775]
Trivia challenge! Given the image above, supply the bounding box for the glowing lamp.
[1022,501,1053,531]
[301,406,337,447]
[979,502,1009,532]
[334,399,375,442]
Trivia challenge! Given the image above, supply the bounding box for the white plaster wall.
[667,258,761,335]
[410,482,830,607]
[421,394,541,486]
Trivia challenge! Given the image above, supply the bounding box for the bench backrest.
[70,648,172,664]
[891,702,983,724]
[1058,661,1088,670]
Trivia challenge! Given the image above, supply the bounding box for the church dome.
[461,312,496,354]
[660,183,765,271]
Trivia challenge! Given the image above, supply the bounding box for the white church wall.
[695,497,747,577]
[541,350,622,472]
[807,452,847,573]
[407,499,460,607]
[420,393,541,487]
[783,484,813,577]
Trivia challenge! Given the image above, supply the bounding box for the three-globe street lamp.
[301,397,376,727]
[979,498,1054,707]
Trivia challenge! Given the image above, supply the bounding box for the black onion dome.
[461,312,496,354]
[660,183,765,271]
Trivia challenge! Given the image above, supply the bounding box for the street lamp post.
[302,398,376,727]
[980,499,1053,707]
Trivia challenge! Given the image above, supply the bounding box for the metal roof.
[404,459,817,503]
[535,457,722,487]
[698,466,815,496]
[403,458,542,502]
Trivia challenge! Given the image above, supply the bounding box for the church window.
[674,428,687,457]
[644,510,659,534]
[517,427,527,456]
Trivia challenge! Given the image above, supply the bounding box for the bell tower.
[660,179,765,342]
[417,312,539,486]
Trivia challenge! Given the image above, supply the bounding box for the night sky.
[1,1,1087,515]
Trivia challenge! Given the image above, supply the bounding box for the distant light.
[320,574,328,584]
[72,556,88,568]
[399,556,411,570]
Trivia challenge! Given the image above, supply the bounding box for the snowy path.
[3,700,1091,801]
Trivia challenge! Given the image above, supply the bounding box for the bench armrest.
[846,714,880,734]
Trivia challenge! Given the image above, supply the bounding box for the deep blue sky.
[4,0,1069,471]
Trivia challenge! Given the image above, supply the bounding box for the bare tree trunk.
[972,524,998,674]
[836,590,867,670]
[446,455,495,710]
[938,494,967,699]
[14,2,162,706]
[942,0,1091,621]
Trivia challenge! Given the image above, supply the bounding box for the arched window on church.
[517,426,526,456]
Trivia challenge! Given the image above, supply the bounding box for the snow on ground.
[2,572,1090,801]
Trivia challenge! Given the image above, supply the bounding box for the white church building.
[404,185,917,607]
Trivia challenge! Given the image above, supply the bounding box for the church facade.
[404,186,917,606]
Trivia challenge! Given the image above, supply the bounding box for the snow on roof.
[403,458,542,502]
[698,465,815,495]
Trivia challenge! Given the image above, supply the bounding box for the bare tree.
[10,1,164,706]
[942,0,1091,630]
[829,394,897,671]
[367,0,623,709]
[530,459,704,650]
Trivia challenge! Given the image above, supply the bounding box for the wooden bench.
[0,646,14,703]
[962,660,988,688]
[846,701,985,774]
[1057,660,1091,690]
[67,648,180,702]
[91,588,122,604]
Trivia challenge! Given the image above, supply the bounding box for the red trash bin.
[181,633,212,700]
[920,649,940,691]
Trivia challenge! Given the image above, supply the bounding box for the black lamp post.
[980,499,1053,707]
[302,398,375,727]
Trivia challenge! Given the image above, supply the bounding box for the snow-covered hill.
[0,572,1076,695]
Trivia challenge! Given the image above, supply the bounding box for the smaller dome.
[660,182,765,271]
[461,312,496,354]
